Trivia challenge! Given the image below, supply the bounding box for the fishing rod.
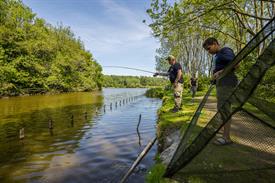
[102,66,156,74]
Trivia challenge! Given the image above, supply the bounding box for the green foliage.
[102,75,168,88]
[146,163,167,183]
[145,87,164,98]
[253,66,275,102]
[196,75,211,91]
[0,0,102,96]
[146,0,275,101]
[183,75,211,91]
[236,55,275,102]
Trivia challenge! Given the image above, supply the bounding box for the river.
[0,88,162,183]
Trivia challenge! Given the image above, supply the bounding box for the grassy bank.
[146,88,275,183]
[145,87,165,98]
[146,89,209,183]
[156,90,209,151]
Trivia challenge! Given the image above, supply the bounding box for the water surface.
[0,88,161,183]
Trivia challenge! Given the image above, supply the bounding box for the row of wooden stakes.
[18,94,144,140]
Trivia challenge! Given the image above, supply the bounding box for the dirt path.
[173,96,275,183]
[203,96,275,154]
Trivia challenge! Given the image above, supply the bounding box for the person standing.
[154,55,183,112]
[203,37,238,145]
[190,76,198,103]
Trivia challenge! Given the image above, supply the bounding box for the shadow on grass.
[174,139,275,183]
[172,109,275,183]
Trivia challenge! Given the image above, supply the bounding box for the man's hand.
[153,72,159,77]
[212,69,224,80]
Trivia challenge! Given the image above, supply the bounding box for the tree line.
[146,0,275,101]
[103,75,168,88]
[0,0,103,96]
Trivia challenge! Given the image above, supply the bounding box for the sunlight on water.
[0,88,161,183]
[0,92,102,123]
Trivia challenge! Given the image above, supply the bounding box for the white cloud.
[22,0,159,75]
[52,0,158,75]
[83,0,151,44]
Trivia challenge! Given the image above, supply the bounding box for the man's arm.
[153,72,169,77]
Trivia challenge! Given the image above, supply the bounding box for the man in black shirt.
[190,76,198,103]
[203,37,238,145]
[154,55,183,112]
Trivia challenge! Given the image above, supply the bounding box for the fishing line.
[102,66,155,74]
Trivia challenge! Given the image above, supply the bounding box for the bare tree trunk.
[260,0,265,52]
[254,0,261,56]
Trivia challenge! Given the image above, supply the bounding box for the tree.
[0,0,103,96]
[146,0,274,76]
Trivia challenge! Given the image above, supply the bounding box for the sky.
[22,0,160,76]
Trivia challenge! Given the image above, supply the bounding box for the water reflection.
[0,88,161,183]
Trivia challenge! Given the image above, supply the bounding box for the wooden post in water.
[84,112,88,119]
[136,114,142,147]
[115,101,118,108]
[136,114,142,131]
[71,115,74,127]
[110,103,112,110]
[120,137,157,183]
[19,128,24,140]
[48,119,53,129]
[120,100,121,106]
[104,105,106,113]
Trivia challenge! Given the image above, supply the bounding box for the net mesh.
[164,17,275,179]
[171,110,275,183]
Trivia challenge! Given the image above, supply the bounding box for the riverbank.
[0,86,149,99]
[0,85,166,98]
[145,88,164,98]
[146,89,209,183]
[146,88,275,183]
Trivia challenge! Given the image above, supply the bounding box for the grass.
[158,90,206,128]
[146,155,179,183]
[156,90,210,151]
[146,89,208,183]
[243,101,275,127]
[146,87,275,183]
[145,87,164,98]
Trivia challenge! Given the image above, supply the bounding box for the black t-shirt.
[168,63,183,83]
[214,47,235,73]
[214,47,238,87]
[191,78,197,86]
